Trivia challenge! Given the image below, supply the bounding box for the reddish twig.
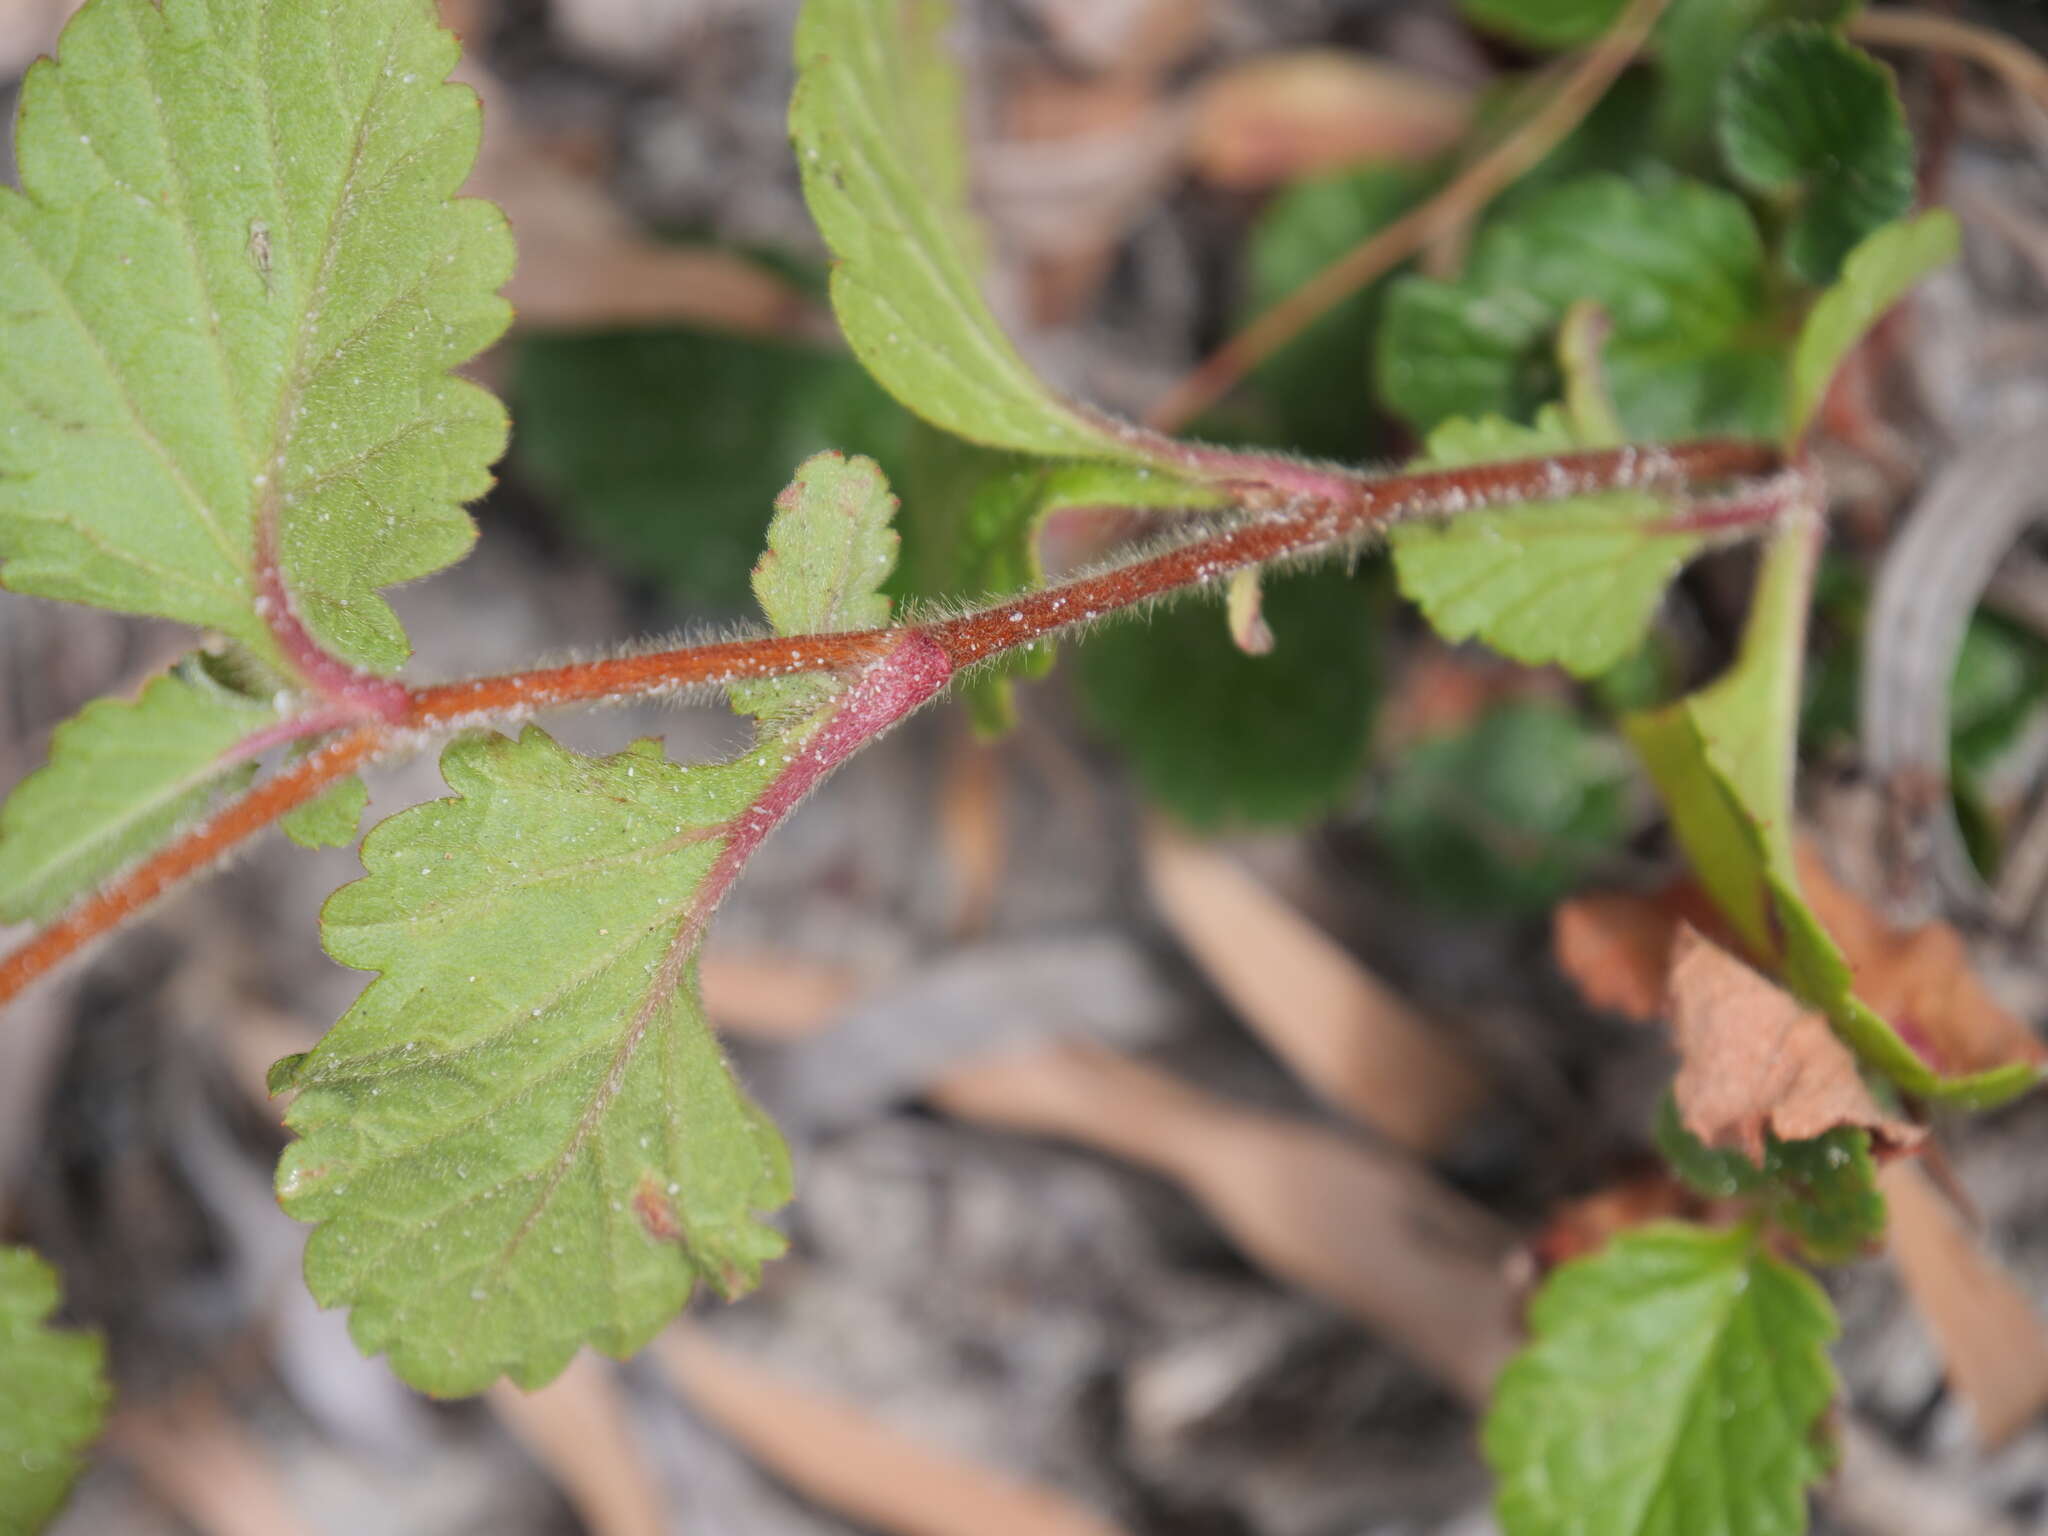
[0,438,1782,1010]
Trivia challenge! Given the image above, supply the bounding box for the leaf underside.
[277,454,904,1394]
[0,656,274,922]
[789,0,1147,463]
[0,0,511,675]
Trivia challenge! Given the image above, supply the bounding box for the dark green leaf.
[513,328,909,610]
[1076,565,1381,830]
[1245,165,1423,458]
[1718,26,1915,285]
[1374,700,1632,915]
[1376,174,1783,439]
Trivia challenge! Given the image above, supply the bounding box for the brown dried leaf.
[1551,882,1731,1024]
[1668,926,1922,1164]
[1189,52,1472,191]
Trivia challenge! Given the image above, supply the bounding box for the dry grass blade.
[655,1325,1134,1536]
[1142,823,1487,1153]
[486,1354,671,1536]
[929,1041,1518,1402]
[938,735,1009,940]
[1145,0,1667,431]
[1879,1161,2048,1447]
[110,1389,321,1536]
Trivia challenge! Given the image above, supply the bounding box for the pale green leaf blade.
[1787,211,1959,440]
[280,772,369,850]
[790,0,1143,462]
[0,1246,110,1533]
[0,0,512,674]
[0,656,275,922]
[278,728,793,1395]
[1717,25,1915,286]
[278,454,922,1394]
[1485,1223,1836,1536]
[1391,407,1701,677]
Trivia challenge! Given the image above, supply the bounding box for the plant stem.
[0,438,1782,1010]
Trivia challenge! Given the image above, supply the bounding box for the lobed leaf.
[1786,211,1959,441]
[790,0,1154,464]
[276,454,921,1394]
[0,1247,109,1533]
[1377,174,1783,440]
[1717,26,1915,286]
[0,656,275,923]
[1390,408,1699,678]
[1485,1222,1836,1536]
[0,0,512,675]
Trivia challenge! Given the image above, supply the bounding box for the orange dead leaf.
[1551,882,1730,1024]
[1668,927,1923,1164]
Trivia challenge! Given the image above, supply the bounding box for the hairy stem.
[0,438,1782,1009]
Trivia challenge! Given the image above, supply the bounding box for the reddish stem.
[0,727,383,1008]
[0,437,1783,1009]
[255,522,410,724]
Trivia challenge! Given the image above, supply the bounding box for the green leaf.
[1245,165,1423,458]
[1391,407,1700,677]
[1459,0,1627,50]
[1485,1222,1836,1536]
[276,452,919,1394]
[280,773,369,850]
[1655,1095,1885,1264]
[1786,211,1959,440]
[0,656,275,923]
[0,0,512,675]
[1718,26,1915,285]
[1377,174,1784,440]
[0,1246,110,1533]
[1374,699,1632,915]
[1076,564,1381,830]
[512,328,910,611]
[791,0,1149,464]
[1626,529,2038,1107]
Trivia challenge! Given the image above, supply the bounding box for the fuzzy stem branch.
[0,437,1782,1010]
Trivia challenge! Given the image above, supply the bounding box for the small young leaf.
[1786,211,1960,441]
[512,328,910,611]
[0,657,275,923]
[791,0,1149,464]
[1485,1222,1836,1536]
[1077,565,1381,830]
[1718,26,1915,285]
[1377,174,1783,440]
[0,0,512,674]
[0,1246,109,1532]
[280,774,370,851]
[1656,1096,1885,1265]
[1391,407,1699,677]
[279,453,927,1394]
[1374,699,1632,914]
